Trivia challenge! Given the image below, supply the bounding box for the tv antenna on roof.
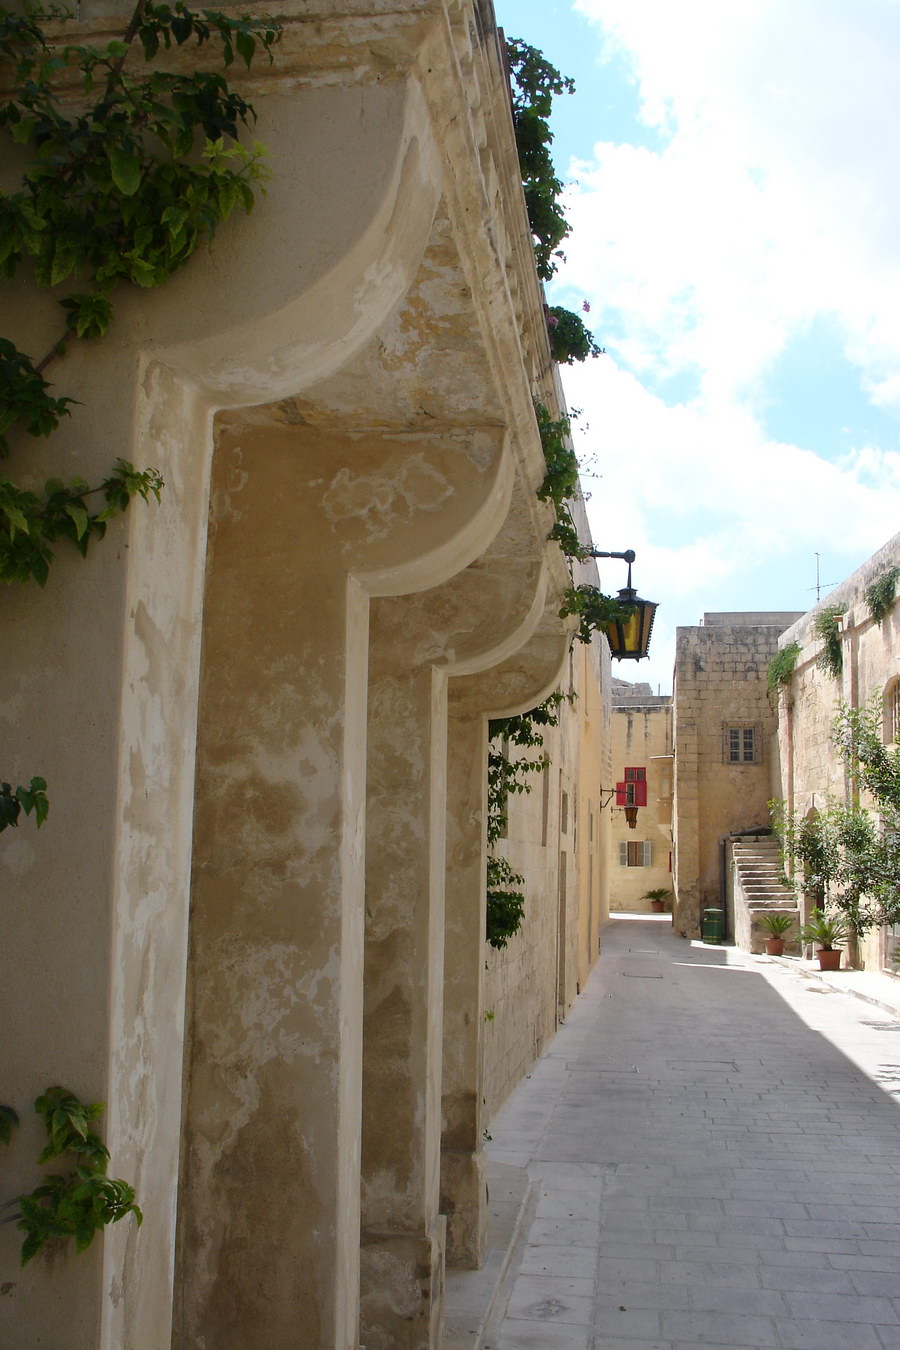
[810,552,838,603]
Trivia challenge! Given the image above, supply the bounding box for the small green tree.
[772,697,900,936]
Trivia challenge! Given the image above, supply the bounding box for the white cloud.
[569,0,900,390]
[562,358,900,691]
[553,0,900,691]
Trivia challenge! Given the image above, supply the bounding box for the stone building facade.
[0,4,613,1348]
[672,614,800,938]
[483,626,612,1117]
[608,684,674,912]
[772,533,900,973]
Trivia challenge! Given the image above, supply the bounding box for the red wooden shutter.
[624,767,647,807]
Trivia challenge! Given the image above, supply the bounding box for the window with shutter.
[618,767,647,807]
[622,840,652,867]
[626,767,647,807]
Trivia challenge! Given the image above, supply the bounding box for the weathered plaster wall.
[577,635,613,987]
[609,698,674,912]
[0,3,607,1347]
[481,618,611,1122]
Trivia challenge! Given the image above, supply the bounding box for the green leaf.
[64,502,88,539]
[0,1104,19,1144]
[0,785,22,831]
[139,26,160,59]
[108,143,142,197]
[20,1231,43,1266]
[235,29,255,67]
[160,204,188,238]
[0,492,30,535]
[49,238,79,287]
[170,14,193,43]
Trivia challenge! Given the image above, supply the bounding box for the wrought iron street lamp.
[586,548,657,661]
[598,787,641,830]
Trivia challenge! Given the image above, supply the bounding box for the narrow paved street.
[481,913,900,1350]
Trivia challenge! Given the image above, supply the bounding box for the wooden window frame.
[723,724,761,765]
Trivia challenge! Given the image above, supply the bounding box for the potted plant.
[642,887,672,913]
[757,910,794,956]
[799,909,849,971]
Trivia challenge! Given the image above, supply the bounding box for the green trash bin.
[702,908,724,944]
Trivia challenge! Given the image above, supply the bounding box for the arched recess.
[440,596,572,1269]
[796,802,822,931]
[172,156,541,1349]
[72,79,459,1350]
[357,472,563,1349]
[0,7,562,1349]
[0,61,451,1350]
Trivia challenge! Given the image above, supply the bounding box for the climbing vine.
[1,1086,141,1265]
[559,583,635,647]
[506,37,572,282]
[767,640,801,692]
[485,692,570,948]
[0,4,277,1269]
[0,775,48,830]
[1,0,281,812]
[0,0,281,587]
[506,39,602,364]
[484,402,634,943]
[533,400,635,643]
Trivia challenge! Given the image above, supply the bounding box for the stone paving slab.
[465,914,900,1350]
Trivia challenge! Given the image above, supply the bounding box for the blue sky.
[495,0,900,693]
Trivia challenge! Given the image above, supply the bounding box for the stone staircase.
[731,835,801,954]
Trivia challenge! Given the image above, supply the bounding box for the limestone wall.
[774,533,900,973]
[482,593,611,1121]
[608,699,674,912]
[0,2,598,1346]
[673,622,791,937]
[577,635,613,985]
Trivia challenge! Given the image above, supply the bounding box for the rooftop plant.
[506,37,572,281]
[767,640,801,692]
[506,39,603,364]
[814,605,844,680]
[864,565,900,625]
[546,305,604,364]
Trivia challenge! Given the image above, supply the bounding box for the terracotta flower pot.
[650,900,664,912]
[817,948,842,971]
[764,938,785,956]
